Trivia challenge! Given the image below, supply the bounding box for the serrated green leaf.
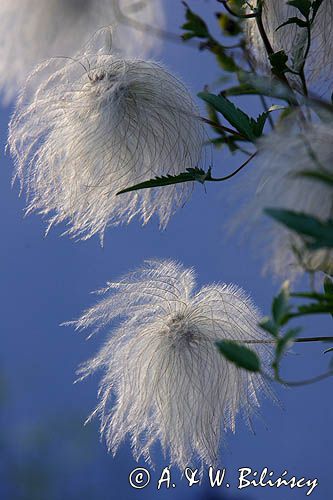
[250,106,284,137]
[216,340,261,372]
[251,112,268,137]
[199,92,257,141]
[116,168,211,195]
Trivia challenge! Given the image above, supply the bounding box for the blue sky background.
[0,1,332,499]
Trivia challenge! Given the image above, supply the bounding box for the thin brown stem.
[218,0,258,18]
[210,153,256,181]
[254,7,296,96]
[201,117,247,139]
[242,336,333,344]
[262,370,333,387]
[278,371,333,387]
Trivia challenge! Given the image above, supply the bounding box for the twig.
[210,153,256,181]
[242,336,333,344]
[201,117,247,139]
[217,0,258,18]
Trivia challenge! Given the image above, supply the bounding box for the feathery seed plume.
[230,114,333,280]
[245,0,333,92]
[8,29,205,242]
[72,259,272,469]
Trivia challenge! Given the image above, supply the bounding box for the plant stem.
[201,117,247,139]
[242,336,333,344]
[263,370,333,387]
[277,370,333,387]
[299,23,311,97]
[210,153,256,181]
[253,5,300,104]
[218,0,258,18]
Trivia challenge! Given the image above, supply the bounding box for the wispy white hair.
[245,0,333,92]
[8,29,205,242]
[230,114,333,280]
[72,259,272,469]
[0,0,165,103]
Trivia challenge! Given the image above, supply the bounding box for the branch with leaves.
[116,0,333,390]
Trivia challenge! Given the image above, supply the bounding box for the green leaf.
[223,83,263,97]
[199,92,256,140]
[216,340,261,372]
[116,168,211,195]
[295,302,333,316]
[269,50,289,74]
[181,3,210,40]
[199,92,274,141]
[259,316,279,337]
[320,277,333,319]
[251,112,267,137]
[275,328,301,363]
[276,17,308,30]
[291,291,333,302]
[250,106,284,137]
[324,277,333,296]
[287,0,311,18]
[265,209,333,249]
[297,169,333,187]
[216,12,242,36]
[312,0,324,18]
[214,48,239,72]
[272,282,291,326]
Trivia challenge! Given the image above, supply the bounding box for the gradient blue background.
[0,1,332,499]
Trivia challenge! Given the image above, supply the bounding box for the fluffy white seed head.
[245,0,333,92]
[0,0,165,103]
[230,114,333,280]
[72,259,272,469]
[8,30,205,242]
